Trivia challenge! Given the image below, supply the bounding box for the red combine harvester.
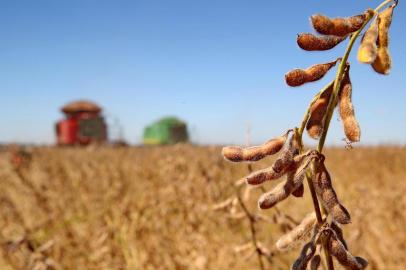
[55,100,108,145]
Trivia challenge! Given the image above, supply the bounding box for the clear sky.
[1,0,405,145]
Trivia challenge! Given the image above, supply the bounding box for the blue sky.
[0,0,405,145]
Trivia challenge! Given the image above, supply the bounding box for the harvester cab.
[55,100,107,145]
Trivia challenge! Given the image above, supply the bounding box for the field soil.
[0,145,405,269]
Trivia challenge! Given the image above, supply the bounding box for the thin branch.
[235,185,265,270]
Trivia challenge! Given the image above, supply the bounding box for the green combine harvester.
[143,117,189,145]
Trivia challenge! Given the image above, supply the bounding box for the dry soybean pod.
[222,129,293,162]
[291,183,304,197]
[291,241,316,270]
[245,165,288,186]
[312,154,351,224]
[331,221,348,249]
[271,130,300,174]
[328,230,368,270]
[297,33,347,51]
[310,254,321,270]
[306,81,334,139]
[339,67,361,142]
[245,134,297,185]
[372,4,395,74]
[357,17,379,63]
[244,133,300,186]
[256,128,302,186]
[258,178,294,209]
[258,151,316,209]
[311,9,374,36]
[276,212,317,251]
[289,146,314,198]
[285,59,340,87]
[235,130,301,185]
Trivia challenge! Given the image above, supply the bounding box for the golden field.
[0,145,405,270]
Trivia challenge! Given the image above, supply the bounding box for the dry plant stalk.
[214,151,284,269]
[234,185,275,269]
[221,1,398,269]
[212,169,300,269]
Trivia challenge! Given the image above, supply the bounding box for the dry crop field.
[0,145,405,270]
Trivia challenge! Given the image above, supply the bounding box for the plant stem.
[235,184,265,270]
[317,13,375,153]
[315,1,395,267]
[318,14,373,270]
[298,81,335,138]
[376,0,396,12]
[318,0,394,152]
[297,1,393,268]
[296,127,324,224]
[297,81,333,224]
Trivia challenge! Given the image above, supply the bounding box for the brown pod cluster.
[276,212,317,251]
[246,131,299,185]
[339,67,361,142]
[258,150,317,209]
[372,4,395,74]
[222,130,292,162]
[312,154,351,224]
[311,9,374,36]
[291,242,316,270]
[357,18,379,63]
[297,33,346,51]
[328,231,368,269]
[306,81,334,139]
[285,59,339,87]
